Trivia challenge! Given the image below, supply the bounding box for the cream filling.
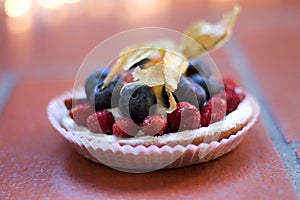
[61,96,253,146]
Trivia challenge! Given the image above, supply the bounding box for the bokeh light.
[5,0,32,18]
[38,0,64,9]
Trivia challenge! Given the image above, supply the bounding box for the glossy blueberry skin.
[119,84,157,123]
[190,74,223,100]
[92,78,124,111]
[173,76,207,109]
[186,59,212,78]
[85,69,110,101]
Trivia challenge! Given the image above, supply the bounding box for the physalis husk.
[103,6,240,112]
[179,5,240,59]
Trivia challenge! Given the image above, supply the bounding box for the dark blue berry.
[190,74,223,100]
[119,84,157,123]
[92,79,124,111]
[161,86,170,107]
[173,76,206,109]
[85,69,110,100]
[186,59,211,78]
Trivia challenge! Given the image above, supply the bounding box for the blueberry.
[92,79,124,111]
[190,74,223,100]
[186,59,211,78]
[85,69,110,100]
[161,86,170,107]
[119,84,157,123]
[173,76,206,109]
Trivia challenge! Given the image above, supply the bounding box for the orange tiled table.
[0,1,299,199]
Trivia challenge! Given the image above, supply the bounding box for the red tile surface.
[236,2,300,143]
[0,78,297,199]
[0,0,299,199]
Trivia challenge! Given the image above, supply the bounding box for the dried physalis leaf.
[179,5,240,59]
[162,51,188,92]
[103,40,177,86]
[133,50,188,112]
[133,51,188,90]
[133,62,165,86]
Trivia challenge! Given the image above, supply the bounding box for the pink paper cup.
[47,91,260,173]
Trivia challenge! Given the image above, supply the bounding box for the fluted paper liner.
[47,91,260,173]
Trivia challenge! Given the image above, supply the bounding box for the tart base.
[47,91,260,173]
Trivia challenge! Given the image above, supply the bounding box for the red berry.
[167,102,201,132]
[121,70,135,83]
[223,78,237,92]
[64,98,73,110]
[86,111,115,134]
[201,97,226,127]
[64,98,89,110]
[112,118,140,138]
[226,90,246,114]
[142,115,168,136]
[236,90,246,102]
[69,103,93,126]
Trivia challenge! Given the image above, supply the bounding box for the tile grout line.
[0,73,16,116]
[290,141,300,149]
[225,37,300,195]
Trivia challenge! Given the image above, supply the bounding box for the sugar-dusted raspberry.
[215,90,246,114]
[86,110,115,134]
[69,103,94,126]
[226,90,246,114]
[223,78,237,92]
[112,118,140,138]
[64,98,89,110]
[167,102,201,132]
[201,97,226,127]
[142,115,168,136]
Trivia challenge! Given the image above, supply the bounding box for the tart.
[47,5,260,172]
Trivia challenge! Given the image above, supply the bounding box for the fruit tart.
[47,6,260,172]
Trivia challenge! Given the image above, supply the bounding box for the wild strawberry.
[69,103,93,126]
[223,78,237,92]
[121,70,135,83]
[226,90,246,114]
[64,98,88,110]
[201,97,226,127]
[215,90,246,114]
[142,115,168,136]
[86,111,115,134]
[112,118,140,138]
[167,102,201,132]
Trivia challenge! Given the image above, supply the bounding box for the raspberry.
[69,103,93,126]
[215,90,246,114]
[201,97,226,127]
[167,102,201,132]
[237,91,246,101]
[86,111,115,134]
[64,98,88,110]
[121,70,135,83]
[223,78,237,92]
[112,118,140,138]
[226,90,246,114]
[142,115,168,136]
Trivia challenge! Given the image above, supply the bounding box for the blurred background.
[1,0,298,76]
